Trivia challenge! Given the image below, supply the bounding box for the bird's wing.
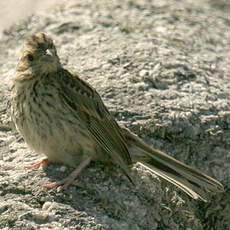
[58,69,133,182]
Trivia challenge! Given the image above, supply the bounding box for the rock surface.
[0,0,229,229]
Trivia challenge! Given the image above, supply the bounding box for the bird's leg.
[42,156,92,189]
[25,158,49,169]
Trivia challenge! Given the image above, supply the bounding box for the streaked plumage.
[11,33,224,201]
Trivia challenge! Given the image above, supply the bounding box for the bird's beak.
[42,49,56,62]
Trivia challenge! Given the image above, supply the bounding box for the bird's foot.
[42,156,91,190]
[25,158,49,169]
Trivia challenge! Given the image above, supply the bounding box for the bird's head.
[16,33,61,75]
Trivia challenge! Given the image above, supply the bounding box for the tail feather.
[138,160,209,201]
[122,127,224,201]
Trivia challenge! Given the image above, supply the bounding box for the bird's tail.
[122,127,224,201]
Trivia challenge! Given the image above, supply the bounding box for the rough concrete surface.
[0,0,229,229]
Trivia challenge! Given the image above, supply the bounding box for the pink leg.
[42,157,92,189]
[25,158,49,169]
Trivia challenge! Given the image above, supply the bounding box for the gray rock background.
[0,0,229,229]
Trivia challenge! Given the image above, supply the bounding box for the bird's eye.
[27,54,34,62]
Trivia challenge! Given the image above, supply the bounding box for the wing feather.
[59,69,133,182]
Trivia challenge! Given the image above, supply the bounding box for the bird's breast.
[11,81,96,167]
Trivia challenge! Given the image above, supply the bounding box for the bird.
[11,32,224,201]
